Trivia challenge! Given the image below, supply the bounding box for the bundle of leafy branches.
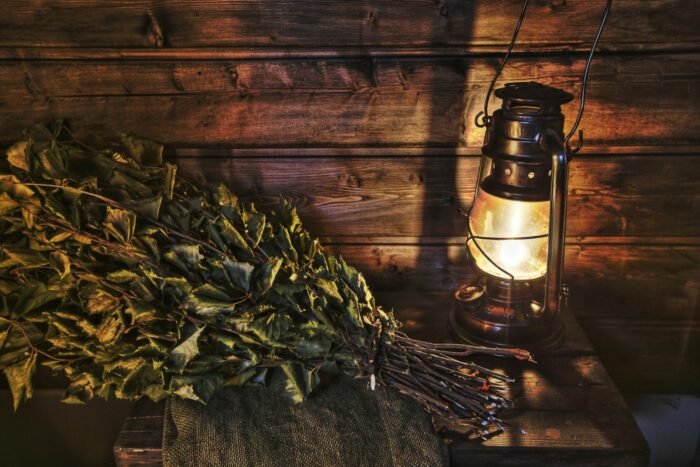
[0,123,532,439]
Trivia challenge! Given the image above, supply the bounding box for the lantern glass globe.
[468,189,550,281]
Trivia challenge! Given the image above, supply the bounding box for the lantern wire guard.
[452,0,612,350]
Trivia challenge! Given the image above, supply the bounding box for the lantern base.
[449,282,564,353]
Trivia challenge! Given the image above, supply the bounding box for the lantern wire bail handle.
[474,0,531,128]
[466,0,612,282]
[475,0,612,149]
[564,0,612,155]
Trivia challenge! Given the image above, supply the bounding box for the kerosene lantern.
[450,81,572,351]
[449,0,611,351]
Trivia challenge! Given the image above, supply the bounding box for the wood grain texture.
[0,0,695,52]
[113,294,648,467]
[582,319,700,394]
[335,244,700,392]
[1,53,699,147]
[336,245,700,321]
[169,155,700,238]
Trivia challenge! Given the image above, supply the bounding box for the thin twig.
[0,317,82,363]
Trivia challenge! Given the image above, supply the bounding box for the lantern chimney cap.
[495,82,573,107]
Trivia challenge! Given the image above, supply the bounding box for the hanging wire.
[465,0,613,279]
[474,0,531,128]
[564,0,612,153]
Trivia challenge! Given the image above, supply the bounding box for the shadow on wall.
[415,1,476,301]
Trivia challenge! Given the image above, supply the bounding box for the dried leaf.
[6,140,29,171]
[4,352,37,411]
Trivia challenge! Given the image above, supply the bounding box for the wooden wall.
[0,0,698,393]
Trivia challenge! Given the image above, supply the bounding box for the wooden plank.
[172,146,700,157]
[5,54,698,97]
[0,0,696,52]
[113,400,164,467]
[336,244,700,393]
[449,447,647,467]
[389,290,594,357]
[114,295,647,466]
[335,244,700,321]
[1,53,699,147]
[169,155,700,239]
[581,320,700,393]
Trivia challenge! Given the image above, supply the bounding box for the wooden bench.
[114,291,649,466]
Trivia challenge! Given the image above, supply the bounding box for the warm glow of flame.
[468,189,550,280]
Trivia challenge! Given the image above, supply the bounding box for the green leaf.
[170,373,224,403]
[255,257,283,295]
[106,269,139,283]
[247,313,293,344]
[4,352,37,410]
[170,326,204,370]
[128,195,162,220]
[295,337,332,359]
[109,173,153,202]
[0,128,419,415]
[218,217,252,254]
[103,207,136,243]
[120,135,163,167]
[120,363,165,401]
[6,140,30,172]
[193,284,232,302]
[247,212,266,246]
[95,314,123,345]
[315,277,343,303]
[62,374,94,404]
[0,192,19,216]
[164,244,202,272]
[336,256,374,307]
[49,251,71,278]
[0,175,35,200]
[223,367,257,387]
[124,302,159,325]
[280,363,318,404]
[276,199,301,231]
[188,285,236,317]
[0,245,48,268]
[162,276,193,299]
[36,145,68,179]
[214,184,237,207]
[275,227,298,263]
[13,283,62,317]
[0,328,9,350]
[80,285,120,315]
[223,260,254,292]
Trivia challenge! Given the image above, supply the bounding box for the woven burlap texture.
[163,374,450,467]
